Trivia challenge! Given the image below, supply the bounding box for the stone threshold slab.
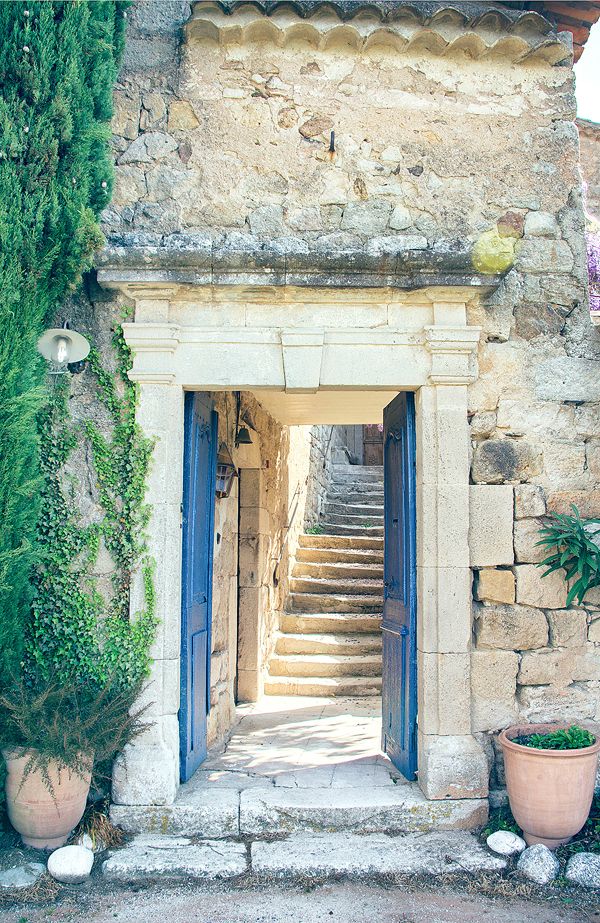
[111,786,487,837]
[102,835,247,882]
[240,788,488,835]
[101,831,505,883]
[251,830,506,878]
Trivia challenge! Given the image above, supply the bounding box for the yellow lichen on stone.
[472,229,517,274]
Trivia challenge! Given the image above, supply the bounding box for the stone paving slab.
[251,831,507,878]
[239,787,488,835]
[110,788,239,837]
[102,835,247,881]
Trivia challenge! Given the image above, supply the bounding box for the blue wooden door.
[180,392,218,782]
[382,392,418,780]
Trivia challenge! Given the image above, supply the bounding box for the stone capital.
[425,325,481,385]
[122,322,180,384]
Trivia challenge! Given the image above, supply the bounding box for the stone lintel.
[95,236,506,298]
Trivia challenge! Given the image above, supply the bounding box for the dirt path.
[2,880,597,923]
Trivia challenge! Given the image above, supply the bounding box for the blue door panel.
[180,393,217,783]
[382,392,418,780]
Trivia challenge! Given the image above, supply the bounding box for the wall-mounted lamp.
[215,443,237,499]
[37,322,90,375]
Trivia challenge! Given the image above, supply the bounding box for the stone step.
[320,523,384,537]
[280,612,382,633]
[290,576,383,596]
[250,830,505,877]
[110,795,489,841]
[101,830,504,882]
[328,487,385,500]
[275,631,382,655]
[322,511,384,527]
[291,593,383,613]
[324,501,385,517]
[102,834,247,881]
[332,464,383,482]
[292,560,383,580]
[299,533,383,551]
[269,652,381,678]
[264,675,383,696]
[296,546,384,565]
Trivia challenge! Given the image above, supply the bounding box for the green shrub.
[0,0,128,680]
[537,505,600,607]
[514,725,596,751]
[0,671,149,792]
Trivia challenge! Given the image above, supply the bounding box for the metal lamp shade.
[38,327,91,365]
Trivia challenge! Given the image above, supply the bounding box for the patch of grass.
[0,874,60,906]
[556,794,600,860]
[481,805,522,839]
[70,797,125,850]
[306,524,324,535]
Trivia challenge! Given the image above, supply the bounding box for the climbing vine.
[27,323,157,692]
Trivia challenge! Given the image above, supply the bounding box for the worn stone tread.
[102,835,247,881]
[269,652,382,677]
[251,830,506,877]
[240,787,489,835]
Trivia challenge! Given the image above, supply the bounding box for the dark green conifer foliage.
[0,1,127,678]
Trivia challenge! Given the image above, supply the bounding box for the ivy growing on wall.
[27,324,157,692]
[0,1,129,680]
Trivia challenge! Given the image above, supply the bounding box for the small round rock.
[565,853,600,889]
[486,830,527,856]
[517,844,559,884]
[47,845,94,884]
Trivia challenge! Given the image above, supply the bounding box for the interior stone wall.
[207,390,309,740]
[95,0,600,793]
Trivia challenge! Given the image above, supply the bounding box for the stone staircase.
[266,464,384,696]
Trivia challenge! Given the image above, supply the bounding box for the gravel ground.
[1,878,598,923]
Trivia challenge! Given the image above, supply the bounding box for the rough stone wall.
[207,390,292,743]
[99,2,600,784]
[108,4,579,250]
[578,118,600,221]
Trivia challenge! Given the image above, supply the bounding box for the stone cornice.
[96,233,505,295]
[187,0,571,64]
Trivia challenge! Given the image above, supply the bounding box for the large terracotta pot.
[3,749,92,849]
[500,724,600,848]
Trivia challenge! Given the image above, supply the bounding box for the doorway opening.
[179,389,417,794]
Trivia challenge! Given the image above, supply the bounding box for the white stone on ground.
[102,835,247,881]
[565,853,600,889]
[516,844,559,884]
[251,831,507,878]
[486,830,526,856]
[0,858,45,890]
[47,844,94,884]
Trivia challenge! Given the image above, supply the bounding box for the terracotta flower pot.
[3,749,93,850]
[500,724,600,849]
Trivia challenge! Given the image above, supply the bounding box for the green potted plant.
[500,724,600,848]
[499,508,600,848]
[0,675,147,849]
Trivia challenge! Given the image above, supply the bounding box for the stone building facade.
[75,1,600,813]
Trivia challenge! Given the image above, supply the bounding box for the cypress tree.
[0,1,128,677]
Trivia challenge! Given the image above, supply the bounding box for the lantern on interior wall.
[215,443,237,499]
[37,322,90,374]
